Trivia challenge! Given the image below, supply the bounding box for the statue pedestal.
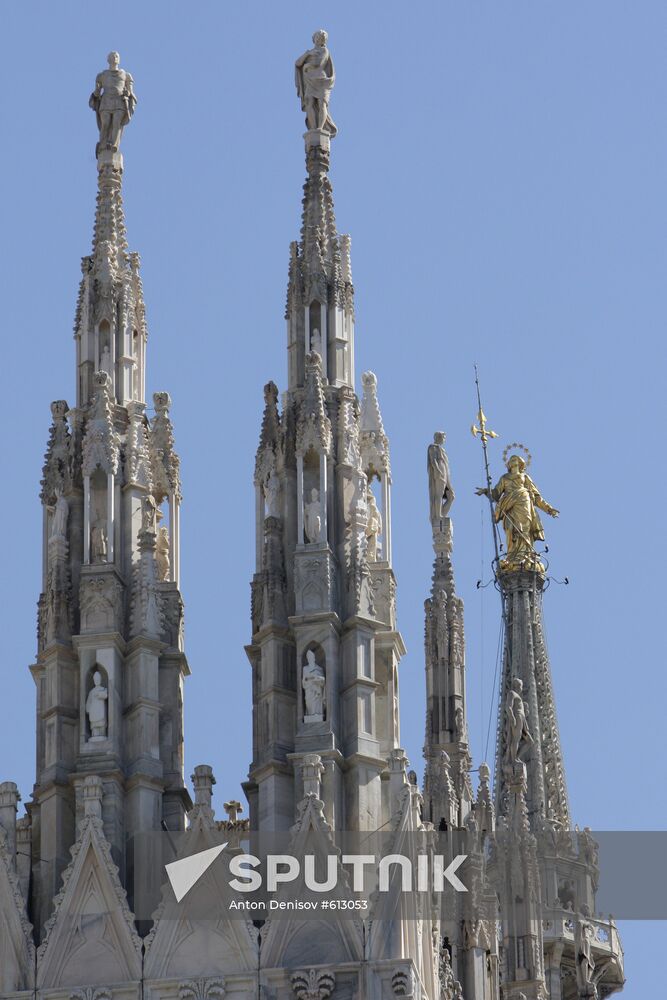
[97,149,123,170]
[304,128,330,152]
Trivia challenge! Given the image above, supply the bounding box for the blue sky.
[1,2,665,993]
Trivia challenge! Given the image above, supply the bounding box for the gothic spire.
[423,433,472,828]
[286,30,354,390]
[74,52,146,408]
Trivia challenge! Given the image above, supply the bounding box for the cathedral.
[0,35,625,1000]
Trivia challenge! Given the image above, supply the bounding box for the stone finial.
[82,775,104,819]
[479,761,491,785]
[388,748,409,774]
[301,754,324,798]
[191,765,216,809]
[89,52,137,157]
[223,800,243,823]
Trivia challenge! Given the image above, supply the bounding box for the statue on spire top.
[89,51,137,157]
[476,449,559,572]
[295,30,337,137]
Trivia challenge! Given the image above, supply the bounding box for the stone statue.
[86,670,108,739]
[454,706,466,742]
[302,649,326,721]
[156,526,170,581]
[91,517,108,563]
[49,489,69,539]
[304,487,321,543]
[476,454,558,572]
[89,51,137,156]
[141,493,158,533]
[100,345,112,376]
[365,489,382,560]
[428,432,455,523]
[310,328,322,357]
[575,904,597,997]
[504,677,533,764]
[295,30,337,136]
[264,470,281,518]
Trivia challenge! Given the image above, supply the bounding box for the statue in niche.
[365,489,382,560]
[100,345,112,376]
[89,51,137,156]
[156,526,170,581]
[264,469,281,518]
[302,649,326,721]
[141,493,158,533]
[454,706,466,742]
[304,487,321,543]
[49,489,69,540]
[310,328,322,357]
[504,677,534,764]
[428,432,455,523]
[295,30,337,136]
[575,904,597,997]
[476,452,558,572]
[86,670,108,740]
[91,516,108,563]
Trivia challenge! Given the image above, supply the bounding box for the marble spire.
[74,52,146,408]
[286,30,354,390]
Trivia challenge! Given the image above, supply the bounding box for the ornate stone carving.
[295,30,337,137]
[291,968,335,1000]
[296,353,331,456]
[302,650,325,721]
[41,401,71,504]
[82,371,119,477]
[150,391,181,502]
[79,575,123,633]
[428,431,454,523]
[130,519,164,638]
[89,51,137,155]
[178,980,226,1000]
[70,988,113,1000]
[360,371,391,480]
[86,670,108,740]
[391,967,414,996]
[125,400,152,489]
[438,944,464,1000]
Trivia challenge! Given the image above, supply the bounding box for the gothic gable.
[0,833,35,993]
[36,817,142,989]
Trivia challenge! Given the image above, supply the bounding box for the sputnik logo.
[165,843,228,902]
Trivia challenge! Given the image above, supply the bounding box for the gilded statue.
[476,452,558,572]
[295,30,337,136]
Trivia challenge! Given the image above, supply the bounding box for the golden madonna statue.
[476,453,559,572]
